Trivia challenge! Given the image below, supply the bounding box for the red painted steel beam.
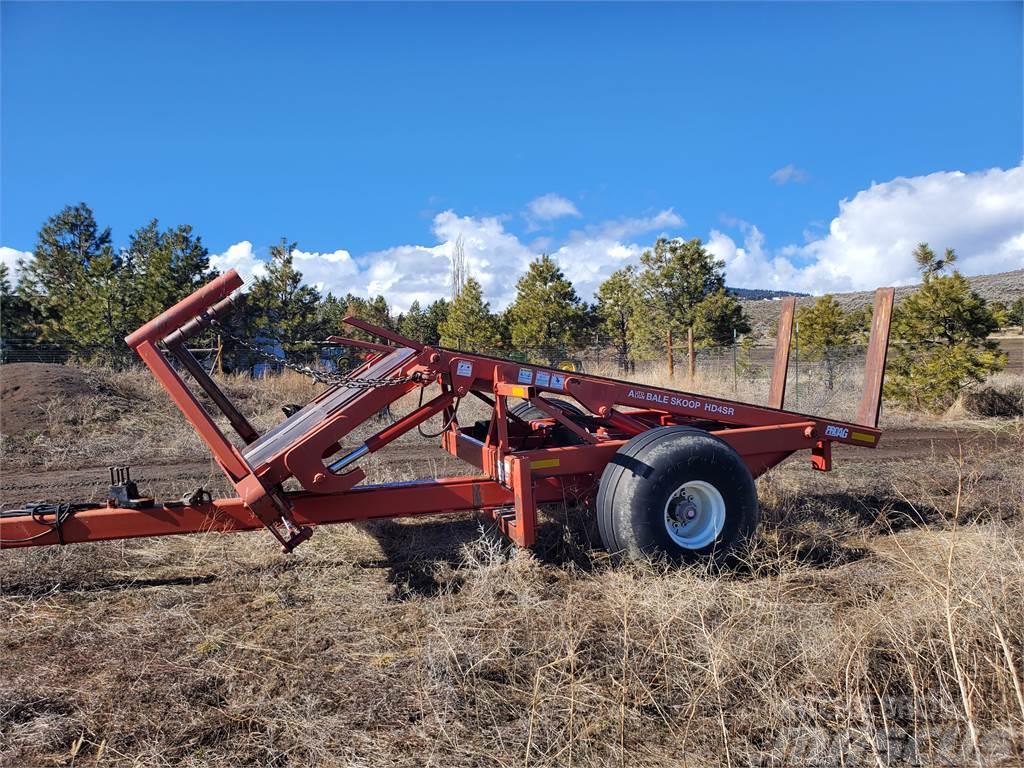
[125,269,242,348]
[134,340,251,480]
[560,374,881,449]
[0,476,571,549]
[325,335,395,354]
[343,316,424,351]
[527,396,598,444]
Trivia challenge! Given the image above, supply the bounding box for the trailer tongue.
[1,270,895,562]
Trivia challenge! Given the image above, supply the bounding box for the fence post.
[794,320,800,407]
[666,329,674,379]
[732,328,738,394]
[687,327,695,383]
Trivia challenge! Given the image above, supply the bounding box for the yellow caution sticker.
[530,458,561,470]
[511,386,527,397]
[850,431,877,444]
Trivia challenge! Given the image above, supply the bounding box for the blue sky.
[2,2,1022,309]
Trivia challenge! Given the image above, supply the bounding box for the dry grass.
[1,440,1022,767]
[1,367,324,469]
[2,362,1023,766]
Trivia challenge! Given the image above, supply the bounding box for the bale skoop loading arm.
[1,270,895,561]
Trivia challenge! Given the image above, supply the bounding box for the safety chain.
[209,321,422,389]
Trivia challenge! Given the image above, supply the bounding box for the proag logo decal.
[824,425,849,439]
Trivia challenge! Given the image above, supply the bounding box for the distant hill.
[739,268,1024,336]
[727,287,810,301]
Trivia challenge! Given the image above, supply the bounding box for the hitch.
[106,466,154,510]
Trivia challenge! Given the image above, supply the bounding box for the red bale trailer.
[1,270,895,562]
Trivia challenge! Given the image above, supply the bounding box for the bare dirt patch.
[1,363,99,437]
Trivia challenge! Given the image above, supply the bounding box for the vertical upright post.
[666,329,674,379]
[509,457,537,548]
[856,287,896,428]
[732,328,738,394]
[794,320,800,407]
[687,327,695,382]
[213,334,224,376]
[768,297,796,409]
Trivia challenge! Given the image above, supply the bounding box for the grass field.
[1,362,1022,767]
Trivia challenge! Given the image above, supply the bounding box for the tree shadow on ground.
[1,573,219,598]
[355,485,958,596]
[360,516,480,599]
[763,490,942,533]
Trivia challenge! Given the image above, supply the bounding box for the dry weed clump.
[958,373,1024,418]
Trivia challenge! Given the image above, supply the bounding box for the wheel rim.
[663,480,726,549]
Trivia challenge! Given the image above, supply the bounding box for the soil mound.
[1,363,96,436]
[962,384,1024,418]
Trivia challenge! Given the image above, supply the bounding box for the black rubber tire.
[510,400,588,446]
[596,426,759,562]
[509,400,586,420]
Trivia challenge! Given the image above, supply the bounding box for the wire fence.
[3,333,1021,385]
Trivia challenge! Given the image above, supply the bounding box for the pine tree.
[506,255,586,363]
[126,220,213,325]
[692,289,751,348]
[308,292,360,371]
[423,299,449,346]
[21,203,133,361]
[246,238,321,355]
[365,296,394,331]
[439,277,501,351]
[398,300,429,342]
[886,245,1005,411]
[0,264,35,355]
[913,242,956,277]
[988,301,1009,329]
[311,292,342,338]
[794,294,866,390]
[596,266,637,372]
[631,237,728,357]
[1009,298,1024,334]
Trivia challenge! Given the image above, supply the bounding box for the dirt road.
[1,426,1008,509]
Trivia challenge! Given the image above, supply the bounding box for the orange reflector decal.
[530,458,561,470]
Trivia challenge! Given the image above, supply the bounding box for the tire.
[509,400,586,420]
[596,426,759,562]
[510,400,588,446]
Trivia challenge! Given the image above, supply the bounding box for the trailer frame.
[0,270,895,554]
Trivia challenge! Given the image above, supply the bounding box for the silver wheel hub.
[664,480,726,549]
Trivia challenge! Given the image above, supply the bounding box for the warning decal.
[518,368,534,384]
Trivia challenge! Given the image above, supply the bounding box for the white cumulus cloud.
[525,193,581,225]
[0,247,32,284]
[208,241,267,284]
[5,167,1019,316]
[291,248,359,295]
[208,206,685,313]
[712,165,1024,293]
[594,209,684,241]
